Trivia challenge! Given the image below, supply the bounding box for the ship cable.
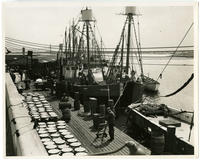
[161,73,194,97]
[156,22,194,81]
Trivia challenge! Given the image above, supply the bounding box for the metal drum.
[60,130,71,137]
[55,139,65,146]
[48,129,57,134]
[93,113,100,129]
[62,152,74,156]
[38,130,48,135]
[41,100,48,104]
[64,134,74,141]
[47,122,55,125]
[39,133,49,138]
[61,147,73,154]
[48,149,60,156]
[45,144,57,151]
[67,138,78,144]
[35,102,42,105]
[57,125,66,130]
[70,142,81,150]
[52,138,63,143]
[74,147,87,153]
[43,141,55,146]
[41,138,51,143]
[151,130,165,155]
[57,120,66,125]
[51,133,60,139]
[75,152,88,156]
[58,144,69,150]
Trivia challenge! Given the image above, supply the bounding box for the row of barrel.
[37,120,88,156]
[22,92,58,122]
[22,92,88,156]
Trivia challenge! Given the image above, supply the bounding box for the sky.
[2,1,194,49]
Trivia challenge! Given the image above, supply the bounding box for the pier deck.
[32,88,151,155]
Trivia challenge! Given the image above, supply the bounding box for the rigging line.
[107,16,129,78]
[137,15,143,66]
[6,39,59,49]
[156,22,194,81]
[129,27,139,73]
[6,37,59,47]
[6,41,58,51]
[132,18,144,76]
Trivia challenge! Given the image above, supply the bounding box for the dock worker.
[107,107,116,141]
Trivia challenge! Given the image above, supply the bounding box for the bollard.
[74,92,80,110]
[89,97,97,117]
[165,125,176,153]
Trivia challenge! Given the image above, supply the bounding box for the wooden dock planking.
[28,89,150,155]
[47,96,150,155]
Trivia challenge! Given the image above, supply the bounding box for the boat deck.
[27,87,151,155]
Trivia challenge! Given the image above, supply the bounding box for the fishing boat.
[142,75,160,92]
[59,8,125,104]
[105,6,159,98]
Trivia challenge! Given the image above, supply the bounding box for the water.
[141,56,194,112]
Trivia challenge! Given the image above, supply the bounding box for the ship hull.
[143,76,160,92]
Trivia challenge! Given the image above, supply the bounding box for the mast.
[126,13,132,75]
[72,19,75,64]
[120,35,124,81]
[86,21,90,72]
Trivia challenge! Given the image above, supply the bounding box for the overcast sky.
[3,2,194,49]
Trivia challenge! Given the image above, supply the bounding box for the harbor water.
[141,55,194,112]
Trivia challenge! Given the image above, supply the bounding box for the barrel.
[83,88,90,113]
[93,113,100,129]
[62,108,71,123]
[74,100,80,111]
[89,97,97,116]
[99,104,106,117]
[151,130,165,155]
[74,92,80,100]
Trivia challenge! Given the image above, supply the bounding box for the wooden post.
[165,125,176,154]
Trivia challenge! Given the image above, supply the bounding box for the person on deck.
[106,107,116,141]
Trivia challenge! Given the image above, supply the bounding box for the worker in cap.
[106,107,116,141]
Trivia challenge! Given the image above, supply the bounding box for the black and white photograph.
[1,0,198,158]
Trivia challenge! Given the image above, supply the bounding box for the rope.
[91,143,126,155]
[161,73,194,97]
[156,22,194,81]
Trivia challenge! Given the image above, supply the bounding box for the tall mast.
[72,19,75,64]
[126,13,132,75]
[86,21,90,72]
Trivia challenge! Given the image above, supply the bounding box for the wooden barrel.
[62,108,71,122]
[99,104,106,117]
[74,100,80,110]
[151,130,165,155]
[89,97,97,116]
[83,88,90,113]
[93,113,100,129]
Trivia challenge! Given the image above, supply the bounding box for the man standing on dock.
[107,107,116,141]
